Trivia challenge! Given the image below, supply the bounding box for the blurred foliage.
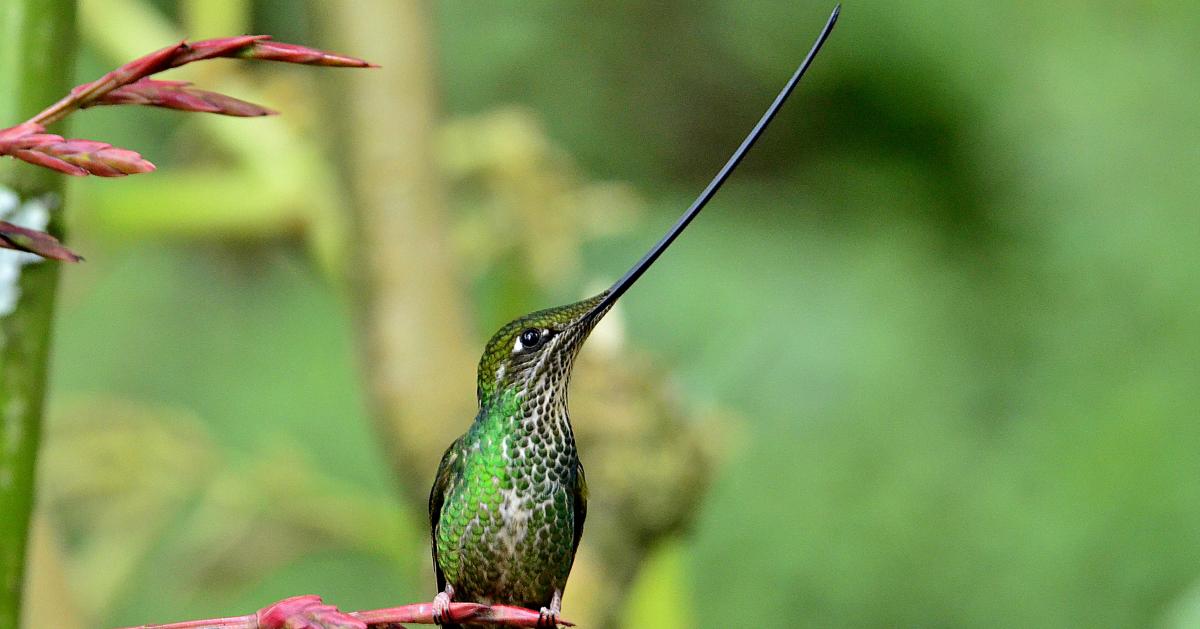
[439,106,644,334]
[19,1,1200,629]
[440,107,641,291]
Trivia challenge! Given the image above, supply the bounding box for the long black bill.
[582,4,839,324]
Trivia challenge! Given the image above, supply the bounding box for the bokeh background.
[20,1,1200,628]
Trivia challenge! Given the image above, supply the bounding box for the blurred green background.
[21,1,1200,628]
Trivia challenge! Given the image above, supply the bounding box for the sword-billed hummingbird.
[429,7,839,627]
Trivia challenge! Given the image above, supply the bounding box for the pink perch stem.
[119,599,574,629]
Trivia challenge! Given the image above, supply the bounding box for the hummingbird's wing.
[571,460,588,561]
[429,437,462,594]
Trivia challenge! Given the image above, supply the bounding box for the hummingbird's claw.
[536,606,559,628]
[431,588,453,625]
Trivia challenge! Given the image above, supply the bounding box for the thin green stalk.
[0,2,76,629]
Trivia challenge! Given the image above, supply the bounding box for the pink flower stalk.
[0,35,374,261]
[122,595,576,629]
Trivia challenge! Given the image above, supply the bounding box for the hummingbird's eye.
[519,328,543,350]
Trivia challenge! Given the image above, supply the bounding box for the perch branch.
[121,595,574,629]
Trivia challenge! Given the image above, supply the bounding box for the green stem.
[0,2,76,629]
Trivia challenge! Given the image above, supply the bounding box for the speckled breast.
[435,428,578,608]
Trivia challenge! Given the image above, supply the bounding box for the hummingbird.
[429,7,839,628]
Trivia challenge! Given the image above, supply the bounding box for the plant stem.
[316,0,478,497]
[0,1,76,628]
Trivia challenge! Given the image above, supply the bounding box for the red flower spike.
[89,79,277,117]
[27,34,372,128]
[106,42,187,84]
[0,34,371,261]
[35,43,188,126]
[169,35,270,67]
[238,40,378,68]
[0,122,41,142]
[0,221,83,262]
[8,148,89,176]
[4,134,155,177]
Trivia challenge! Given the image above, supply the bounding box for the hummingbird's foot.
[432,584,455,625]
[536,589,564,628]
[256,594,366,629]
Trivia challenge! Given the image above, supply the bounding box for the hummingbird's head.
[476,291,613,405]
